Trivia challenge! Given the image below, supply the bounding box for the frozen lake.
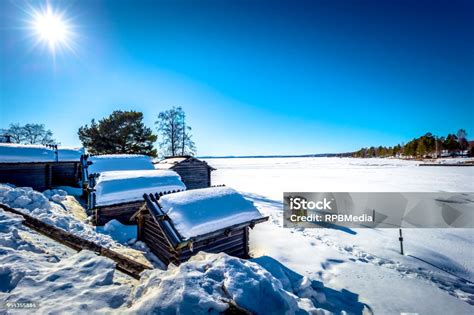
[207,157,474,314]
[207,157,474,198]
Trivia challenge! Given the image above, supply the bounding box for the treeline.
[353,129,472,158]
[2,106,196,158]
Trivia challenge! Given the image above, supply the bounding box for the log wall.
[0,163,52,191]
[93,200,144,226]
[138,212,249,265]
[52,162,81,186]
[172,159,211,190]
[0,162,81,191]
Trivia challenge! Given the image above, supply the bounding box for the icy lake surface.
[207,157,474,314]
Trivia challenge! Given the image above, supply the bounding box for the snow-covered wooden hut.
[0,144,83,191]
[154,156,215,190]
[82,154,156,188]
[89,169,186,225]
[132,186,268,265]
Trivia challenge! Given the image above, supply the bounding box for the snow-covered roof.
[94,170,186,207]
[154,156,190,170]
[154,156,215,170]
[87,154,155,174]
[158,186,263,239]
[57,147,85,161]
[0,143,84,163]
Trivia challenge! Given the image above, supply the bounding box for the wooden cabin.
[132,186,268,265]
[81,154,156,193]
[154,156,215,190]
[88,169,186,226]
[0,144,83,191]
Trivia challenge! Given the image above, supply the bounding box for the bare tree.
[5,123,57,145]
[156,107,196,157]
[457,129,469,151]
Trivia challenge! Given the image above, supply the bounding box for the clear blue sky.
[1,0,473,156]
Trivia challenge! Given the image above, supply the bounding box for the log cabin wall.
[171,159,212,190]
[137,210,249,265]
[0,163,52,191]
[0,162,82,191]
[93,200,144,226]
[52,162,81,187]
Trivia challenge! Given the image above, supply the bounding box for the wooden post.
[243,227,250,258]
[45,163,52,189]
[399,228,404,255]
[137,215,144,241]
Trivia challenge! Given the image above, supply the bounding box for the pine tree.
[78,110,157,156]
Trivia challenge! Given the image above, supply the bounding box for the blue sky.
[1,0,473,156]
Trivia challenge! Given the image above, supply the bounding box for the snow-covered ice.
[207,157,474,314]
[159,186,264,239]
[94,169,186,206]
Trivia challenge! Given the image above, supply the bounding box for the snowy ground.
[207,157,474,314]
[1,157,473,314]
[0,207,337,314]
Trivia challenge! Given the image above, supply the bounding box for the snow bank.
[5,250,131,313]
[96,219,137,244]
[87,154,155,175]
[159,187,264,239]
[94,170,186,206]
[0,144,83,163]
[0,211,328,314]
[128,252,322,314]
[0,184,120,248]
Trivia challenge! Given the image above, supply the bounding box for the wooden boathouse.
[0,144,83,191]
[132,186,268,265]
[154,156,215,190]
[88,169,186,226]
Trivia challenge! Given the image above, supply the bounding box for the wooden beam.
[0,203,151,279]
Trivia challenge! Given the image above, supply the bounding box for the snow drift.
[0,206,335,314]
[128,252,326,314]
[0,184,121,248]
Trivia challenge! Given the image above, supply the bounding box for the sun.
[28,4,75,54]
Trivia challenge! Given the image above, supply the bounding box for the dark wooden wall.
[52,162,81,187]
[138,212,249,265]
[93,201,144,226]
[0,163,51,191]
[172,159,211,190]
[0,162,81,191]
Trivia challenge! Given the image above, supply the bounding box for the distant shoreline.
[199,153,349,159]
[199,155,474,164]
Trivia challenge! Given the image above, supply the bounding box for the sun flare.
[29,5,74,54]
